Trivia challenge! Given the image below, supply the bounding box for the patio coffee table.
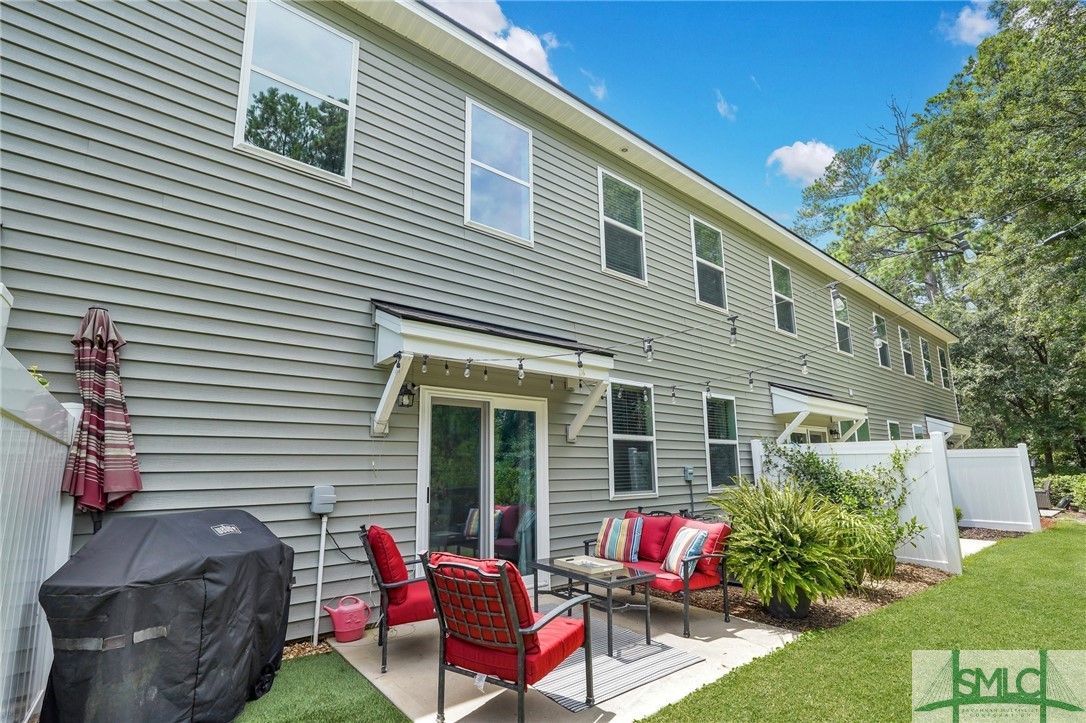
[531,557,655,657]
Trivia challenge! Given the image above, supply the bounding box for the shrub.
[955,506,963,524]
[760,441,924,584]
[708,480,854,610]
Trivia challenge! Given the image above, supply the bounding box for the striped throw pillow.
[463,508,480,538]
[662,527,709,578]
[595,516,643,562]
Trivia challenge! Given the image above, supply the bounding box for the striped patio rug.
[533,608,703,713]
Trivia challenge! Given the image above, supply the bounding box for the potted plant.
[709,480,853,619]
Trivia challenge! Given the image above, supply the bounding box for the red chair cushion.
[428,552,539,652]
[368,525,409,605]
[445,612,584,685]
[659,515,689,558]
[624,511,672,562]
[387,579,435,625]
[680,519,732,574]
[497,505,521,539]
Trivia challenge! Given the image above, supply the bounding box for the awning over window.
[770,384,868,444]
[925,414,972,449]
[370,301,614,438]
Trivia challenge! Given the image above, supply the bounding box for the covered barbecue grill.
[39,509,294,722]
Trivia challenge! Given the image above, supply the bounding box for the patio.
[332,593,795,722]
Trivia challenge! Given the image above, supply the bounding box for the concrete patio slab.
[333,594,796,723]
[959,538,997,557]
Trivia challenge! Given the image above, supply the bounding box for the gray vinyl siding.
[1,0,959,639]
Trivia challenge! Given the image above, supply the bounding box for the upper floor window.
[691,217,728,309]
[887,421,901,440]
[920,337,935,384]
[833,295,852,354]
[770,259,796,334]
[465,101,533,243]
[873,314,891,369]
[236,0,358,181]
[608,382,656,497]
[599,170,646,282]
[938,347,952,389]
[704,396,739,489]
[899,327,915,376]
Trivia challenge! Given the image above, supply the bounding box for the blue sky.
[429,1,998,239]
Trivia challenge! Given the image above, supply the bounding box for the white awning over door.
[770,384,868,444]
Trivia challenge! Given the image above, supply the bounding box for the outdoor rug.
[533,607,704,713]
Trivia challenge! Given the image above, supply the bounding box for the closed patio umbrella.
[60,307,142,531]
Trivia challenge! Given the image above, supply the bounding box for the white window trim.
[833,294,853,356]
[919,337,935,385]
[463,98,535,246]
[233,0,358,185]
[598,168,648,286]
[886,420,901,441]
[606,379,658,500]
[768,257,798,337]
[938,347,952,389]
[912,423,926,440]
[873,313,892,370]
[703,394,739,491]
[838,419,871,442]
[786,426,830,444]
[690,215,730,312]
[899,327,915,377]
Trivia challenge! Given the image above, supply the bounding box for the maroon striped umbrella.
[60,307,142,529]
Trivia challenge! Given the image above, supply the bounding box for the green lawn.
[236,649,408,723]
[645,522,1086,723]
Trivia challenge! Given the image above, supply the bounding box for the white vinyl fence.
[947,445,1041,532]
[1,348,77,723]
[751,433,1043,577]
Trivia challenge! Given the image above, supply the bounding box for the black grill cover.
[39,509,294,722]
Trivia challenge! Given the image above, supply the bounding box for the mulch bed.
[958,527,1026,541]
[282,640,333,661]
[651,563,952,633]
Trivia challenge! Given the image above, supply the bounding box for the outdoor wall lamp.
[397,383,415,408]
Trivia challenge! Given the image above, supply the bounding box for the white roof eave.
[340,0,958,346]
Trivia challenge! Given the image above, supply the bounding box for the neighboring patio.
[332,593,795,722]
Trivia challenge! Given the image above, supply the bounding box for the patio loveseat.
[583,509,730,637]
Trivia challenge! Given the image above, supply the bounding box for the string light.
[705,380,712,399]
[484,366,489,382]
[463,358,472,378]
[871,324,884,349]
[959,241,977,264]
[643,337,654,363]
[617,386,624,400]
[728,316,738,347]
[962,294,978,313]
[829,284,845,312]
[671,386,677,404]
[517,358,525,386]
[747,371,754,391]
[444,360,450,376]
[394,351,402,369]
[577,352,585,377]
[642,387,649,402]
[800,354,809,375]
[421,355,429,374]
[578,378,583,390]
[549,376,554,390]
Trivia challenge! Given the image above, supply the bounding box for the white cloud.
[580,69,607,101]
[940,1,998,46]
[714,89,737,121]
[427,0,560,82]
[766,140,836,187]
[750,75,762,91]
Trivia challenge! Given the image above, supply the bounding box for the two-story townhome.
[1,0,969,638]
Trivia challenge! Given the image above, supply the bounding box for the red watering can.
[323,596,371,643]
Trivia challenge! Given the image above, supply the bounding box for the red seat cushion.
[680,519,732,574]
[387,579,435,625]
[368,525,409,604]
[624,511,672,562]
[428,552,538,652]
[620,559,721,593]
[659,515,689,558]
[445,612,584,685]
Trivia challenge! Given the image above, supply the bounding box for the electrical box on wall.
[311,485,336,515]
[683,466,694,482]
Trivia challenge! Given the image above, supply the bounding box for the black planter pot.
[766,591,812,620]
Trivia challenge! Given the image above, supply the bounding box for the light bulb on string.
[577,352,585,377]
[747,371,755,392]
[517,358,525,386]
[728,316,738,347]
[549,376,554,391]
[963,294,978,313]
[642,387,648,402]
[444,360,450,377]
[705,380,712,400]
[800,354,809,375]
[830,285,845,312]
[643,338,654,363]
[394,351,402,369]
[484,366,489,382]
[617,387,623,400]
[671,386,677,404]
[463,358,472,378]
[421,355,429,374]
[871,325,884,349]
